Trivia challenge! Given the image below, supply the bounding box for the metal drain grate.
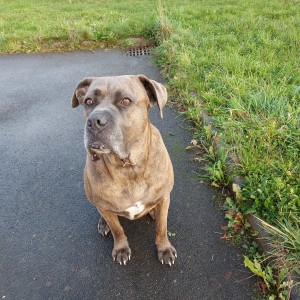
[127,46,152,56]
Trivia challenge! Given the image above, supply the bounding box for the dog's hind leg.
[97,213,111,236]
[149,209,156,220]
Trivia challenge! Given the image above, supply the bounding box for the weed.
[241,172,299,224]
[242,216,299,299]
[223,197,251,231]
[259,217,300,274]
[202,159,232,188]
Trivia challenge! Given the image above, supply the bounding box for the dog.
[71,75,177,266]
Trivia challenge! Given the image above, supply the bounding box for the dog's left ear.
[138,75,167,118]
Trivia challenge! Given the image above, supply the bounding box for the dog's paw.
[112,246,132,265]
[98,217,110,236]
[158,245,177,266]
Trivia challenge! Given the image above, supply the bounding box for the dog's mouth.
[91,141,109,151]
[89,142,111,161]
[88,140,132,165]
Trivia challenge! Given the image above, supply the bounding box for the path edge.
[195,96,300,300]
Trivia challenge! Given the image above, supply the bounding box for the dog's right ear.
[71,77,94,108]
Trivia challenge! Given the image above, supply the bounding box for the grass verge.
[0,0,159,53]
[154,1,299,297]
[153,0,299,225]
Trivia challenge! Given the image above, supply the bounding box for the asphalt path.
[0,50,256,299]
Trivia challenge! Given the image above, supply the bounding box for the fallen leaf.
[232,223,242,230]
[259,278,269,295]
[225,210,236,216]
[195,151,205,155]
[191,139,198,146]
[219,234,237,240]
[224,271,232,279]
[189,158,205,162]
[220,225,229,231]
[235,215,243,222]
[185,146,194,150]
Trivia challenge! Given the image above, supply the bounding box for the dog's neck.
[103,121,152,170]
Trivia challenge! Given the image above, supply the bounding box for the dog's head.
[71,75,167,162]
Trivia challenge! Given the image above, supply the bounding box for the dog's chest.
[116,183,154,218]
[125,201,145,220]
[97,180,156,219]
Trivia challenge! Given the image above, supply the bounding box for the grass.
[153,0,300,225]
[260,216,300,276]
[246,216,300,299]
[0,0,158,53]
[1,0,299,296]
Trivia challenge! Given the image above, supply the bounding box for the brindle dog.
[71,75,177,266]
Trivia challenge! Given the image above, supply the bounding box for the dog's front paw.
[158,245,177,266]
[112,246,132,265]
[98,217,110,236]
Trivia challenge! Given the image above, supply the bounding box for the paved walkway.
[0,50,255,299]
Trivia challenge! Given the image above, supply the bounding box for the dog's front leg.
[98,209,131,265]
[154,195,177,266]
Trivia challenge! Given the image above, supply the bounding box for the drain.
[127,46,152,56]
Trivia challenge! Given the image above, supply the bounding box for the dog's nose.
[87,113,108,132]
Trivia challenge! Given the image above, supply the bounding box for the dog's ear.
[138,75,167,118]
[71,77,94,108]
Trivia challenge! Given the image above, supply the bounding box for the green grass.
[153,0,300,225]
[0,0,158,53]
[246,216,300,299]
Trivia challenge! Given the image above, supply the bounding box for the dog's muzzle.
[85,111,112,161]
[85,109,128,162]
[87,111,110,134]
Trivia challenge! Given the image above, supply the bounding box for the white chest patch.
[126,201,145,220]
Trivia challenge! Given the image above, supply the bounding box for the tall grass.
[257,216,300,299]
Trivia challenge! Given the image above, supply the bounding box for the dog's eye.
[121,98,132,106]
[85,99,94,106]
